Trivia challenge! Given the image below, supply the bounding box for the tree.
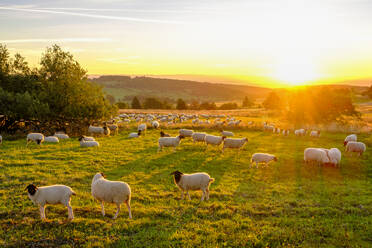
[106,94,116,104]
[189,100,200,110]
[219,102,238,110]
[116,102,128,109]
[242,96,253,108]
[176,98,187,110]
[131,96,142,109]
[263,92,282,110]
[143,97,164,109]
[200,101,217,110]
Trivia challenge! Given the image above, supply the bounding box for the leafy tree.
[143,97,164,109]
[116,102,128,109]
[176,98,187,110]
[189,100,200,110]
[200,101,217,110]
[263,92,282,110]
[131,96,142,109]
[219,102,238,110]
[242,96,253,108]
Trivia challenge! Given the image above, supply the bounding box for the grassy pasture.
[0,127,371,247]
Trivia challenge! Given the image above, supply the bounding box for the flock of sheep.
[2,113,367,221]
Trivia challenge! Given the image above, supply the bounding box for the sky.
[1,0,372,87]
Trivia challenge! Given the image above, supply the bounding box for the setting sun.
[272,59,321,85]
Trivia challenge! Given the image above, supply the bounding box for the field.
[0,126,371,247]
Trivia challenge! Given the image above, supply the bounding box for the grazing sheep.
[128,130,141,138]
[81,135,95,141]
[108,124,119,135]
[310,130,321,137]
[251,153,277,168]
[205,134,226,147]
[158,135,185,152]
[25,184,75,220]
[79,136,100,147]
[160,131,170,137]
[328,148,342,166]
[344,134,357,146]
[295,129,306,136]
[91,173,132,219]
[179,129,194,137]
[88,126,106,136]
[54,132,69,139]
[221,130,234,137]
[192,132,207,143]
[222,137,248,153]
[282,129,290,136]
[345,141,366,156]
[26,133,44,146]
[44,136,59,143]
[138,123,147,135]
[152,121,160,129]
[304,148,330,165]
[170,170,214,201]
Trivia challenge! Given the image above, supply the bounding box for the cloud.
[0,38,112,44]
[0,6,184,24]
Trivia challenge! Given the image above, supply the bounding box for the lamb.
[25,184,75,220]
[170,171,214,201]
[205,134,226,147]
[44,136,59,143]
[152,121,160,129]
[128,130,141,138]
[26,133,44,146]
[158,135,185,152]
[91,173,132,219]
[327,148,342,166]
[138,123,147,135]
[54,132,69,139]
[251,153,277,168]
[222,137,248,153]
[310,130,321,137]
[192,132,207,143]
[345,141,366,156]
[160,131,170,137]
[179,129,194,137]
[221,130,234,137]
[79,136,100,147]
[304,148,330,165]
[344,134,357,146]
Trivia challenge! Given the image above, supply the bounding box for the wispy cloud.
[0,38,112,44]
[0,6,184,24]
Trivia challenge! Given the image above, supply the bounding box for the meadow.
[0,125,371,247]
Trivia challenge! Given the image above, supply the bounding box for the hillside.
[90,76,272,102]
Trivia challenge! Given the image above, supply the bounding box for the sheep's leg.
[180,191,184,200]
[157,146,161,152]
[206,188,210,200]
[67,203,74,220]
[39,205,46,220]
[113,203,121,219]
[100,201,105,216]
[256,161,259,168]
[125,200,132,219]
[201,190,205,201]
[187,191,191,200]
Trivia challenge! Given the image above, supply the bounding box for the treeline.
[0,44,117,133]
[261,87,360,124]
[115,96,254,110]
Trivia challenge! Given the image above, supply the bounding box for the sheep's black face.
[78,136,84,141]
[170,170,183,183]
[26,184,37,195]
[178,135,185,139]
[222,136,226,140]
[160,131,164,137]
[100,172,105,178]
[274,157,278,162]
[36,139,42,145]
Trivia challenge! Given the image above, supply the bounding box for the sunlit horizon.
[1,0,372,88]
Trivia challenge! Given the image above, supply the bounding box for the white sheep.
[44,136,59,143]
[222,137,248,153]
[26,133,44,146]
[344,134,357,146]
[25,184,75,220]
[192,132,207,143]
[328,148,342,166]
[251,153,277,168]
[108,124,119,135]
[310,130,320,137]
[304,148,330,165]
[205,134,226,147]
[128,130,141,138]
[179,129,194,137]
[295,129,306,136]
[170,170,214,201]
[152,121,160,129]
[91,173,132,219]
[54,132,69,139]
[221,130,234,137]
[81,135,95,141]
[137,123,147,135]
[79,136,99,147]
[88,126,110,136]
[282,129,290,136]
[158,135,185,152]
[345,141,366,156]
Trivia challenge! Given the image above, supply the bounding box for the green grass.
[0,128,371,247]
